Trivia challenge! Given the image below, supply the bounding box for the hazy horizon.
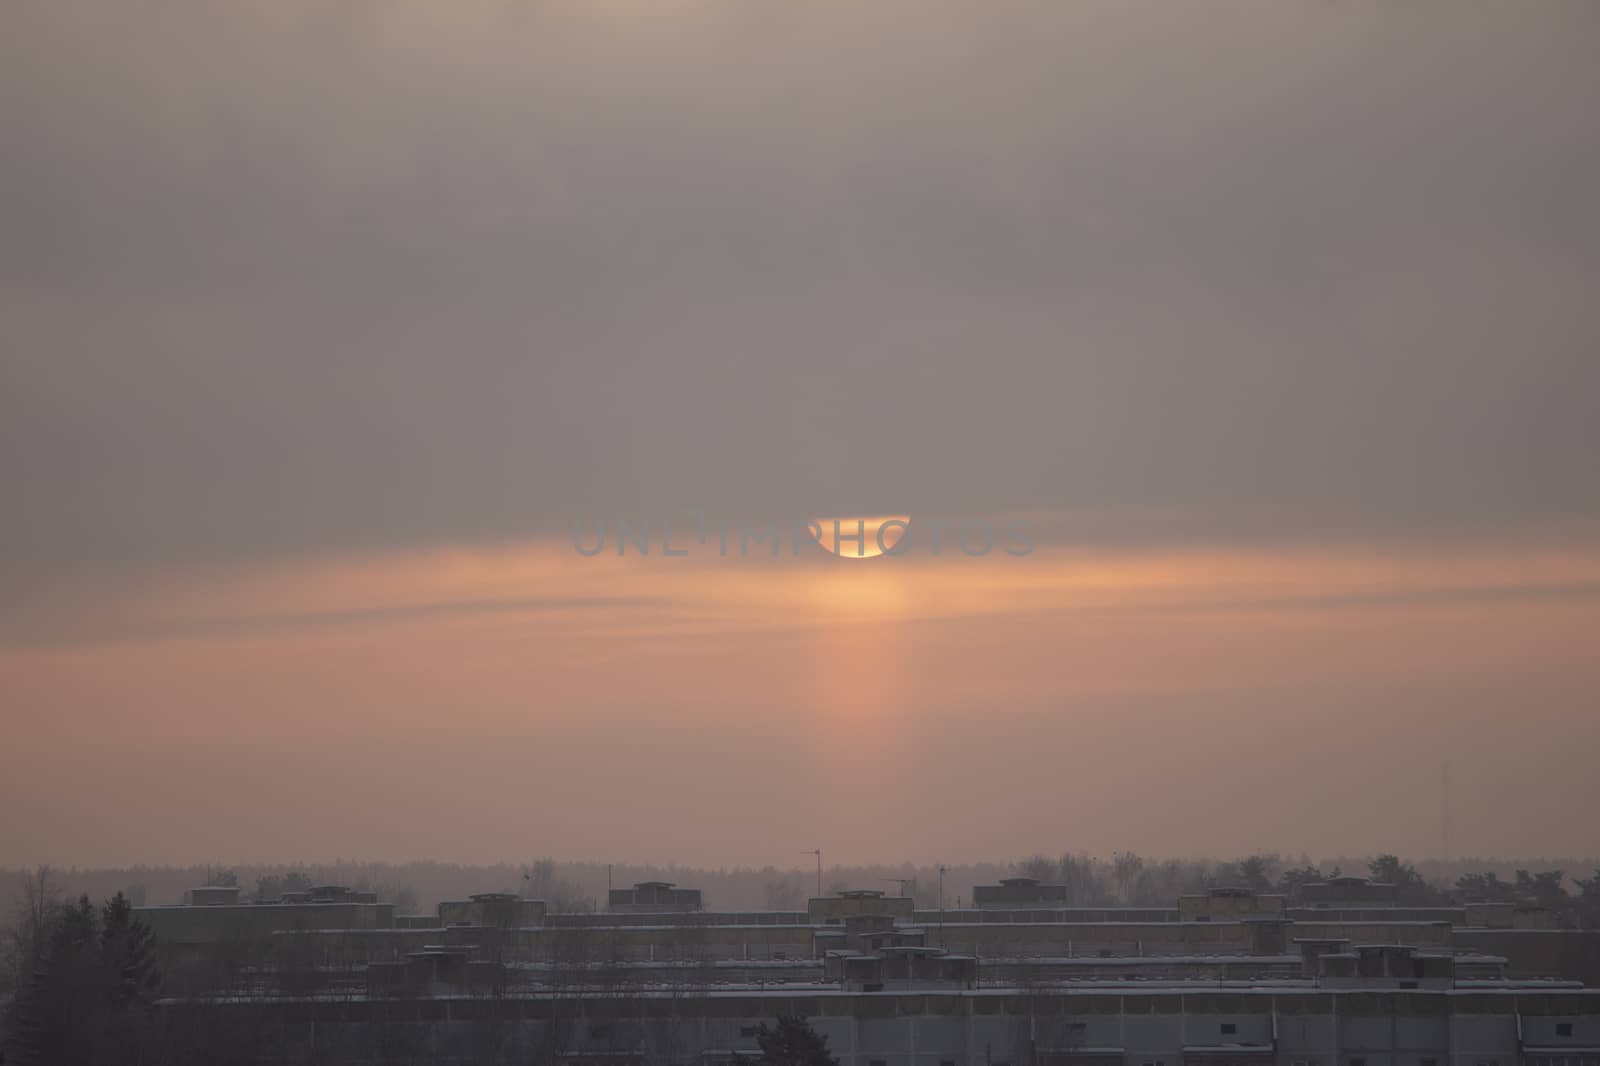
[7,852,1599,917]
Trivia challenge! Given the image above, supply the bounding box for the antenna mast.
[1441,760,1452,863]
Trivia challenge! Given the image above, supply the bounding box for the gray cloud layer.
[4,2,1598,575]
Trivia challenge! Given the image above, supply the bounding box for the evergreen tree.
[101,892,160,1006]
[1277,864,1325,897]
[3,893,161,1065]
[1455,871,1517,903]
[7,896,99,1065]
[1574,870,1600,929]
[1515,870,1571,915]
[1368,855,1449,906]
[755,1015,839,1066]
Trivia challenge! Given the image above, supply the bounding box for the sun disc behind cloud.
[809,516,910,559]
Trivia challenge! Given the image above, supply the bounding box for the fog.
[2,2,1597,867]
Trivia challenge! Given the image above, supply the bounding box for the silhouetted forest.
[3,852,1599,917]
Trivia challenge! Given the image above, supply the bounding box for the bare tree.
[1111,852,1144,905]
[2,866,59,1001]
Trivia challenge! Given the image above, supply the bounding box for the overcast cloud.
[3,1,1597,583]
[5,3,1600,865]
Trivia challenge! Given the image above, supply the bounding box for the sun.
[808,516,910,559]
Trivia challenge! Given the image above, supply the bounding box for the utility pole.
[807,849,822,897]
[938,865,947,948]
[1441,760,1452,863]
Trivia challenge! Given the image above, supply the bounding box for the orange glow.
[809,516,910,559]
[5,527,1600,863]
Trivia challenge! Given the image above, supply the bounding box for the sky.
[2,1,1598,868]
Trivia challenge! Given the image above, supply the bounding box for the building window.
[740,1027,757,1039]
[1558,1024,1574,1037]
[1422,1059,1438,1066]
[1350,1058,1367,1066]
[869,1060,886,1066]
[588,1025,610,1040]
[1221,1024,1237,1036]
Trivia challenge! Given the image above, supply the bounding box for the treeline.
[3,853,1599,919]
[1010,851,1600,924]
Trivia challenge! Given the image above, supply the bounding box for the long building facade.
[131,879,1600,1065]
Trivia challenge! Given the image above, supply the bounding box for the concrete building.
[123,866,1600,1066]
[1463,902,1561,930]
[1315,943,1459,989]
[1296,877,1401,908]
[135,896,395,947]
[823,945,979,991]
[438,892,547,928]
[810,889,917,925]
[1179,889,1288,923]
[162,985,1600,1066]
[187,884,244,906]
[609,881,704,913]
[973,877,1070,909]
[815,914,930,958]
[367,946,507,998]
[132,875,1600,1063]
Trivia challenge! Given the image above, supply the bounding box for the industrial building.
[973,878,1071,909]
[133,877,1600,1065]
[610,881,706,914]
